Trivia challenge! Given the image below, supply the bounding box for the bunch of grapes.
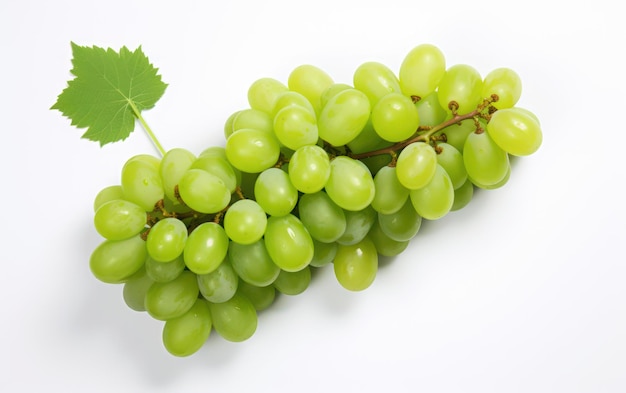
[89,44,542,357]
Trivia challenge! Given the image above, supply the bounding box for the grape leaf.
[51,43,167,146]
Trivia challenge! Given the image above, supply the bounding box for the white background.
[1,0,624,392]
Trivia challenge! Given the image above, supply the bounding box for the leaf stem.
[128,101,166,157]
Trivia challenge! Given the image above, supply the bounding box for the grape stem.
[349,95,498,161]
[128,100,166,157]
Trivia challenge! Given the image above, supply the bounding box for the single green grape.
[309,239,338,268]
[184,222,229,275]
[223,199,268,245]
[435,142,467,190]
[121,155,164,212]
[273,104,319,151]
[273,266,311,295]
[94,199,147,241]
[353,61,402,106]
[463,131,510,187]
[122,267,154,312]
[325,156,375,211]
[146,217,188,262]
[451,178,474,211]
[287,64,334,113]
[162,298,212,357]
[254,167,298,216]
[93,185,125,212]
[481,67,522,109]
[337,206,377,246]
[334,237,378,291]
[395,142,437,190]
[178,168,231,214]
[367,222,409,257]
[237,280,276,312]
[399,43,446,99]
[247,77,289,114]
[436,119,477,153]
[298,191,347,243]
[377,199,422,242]
[90,235,147,284]
[437,64,483,115]
[209,291,258,342]
[409,164,454,220]
[487,108,542,156]
[414,92,447,127]
[144,270,199,321]
[145,254,185,283]
[228,240,280,287]
[288,145,331,194]
[318,88,371,146]
[225,128,280,173]
[371,92,420,142]
[197,258,239,303]
[371,166,409,215]
[264,214,313,272]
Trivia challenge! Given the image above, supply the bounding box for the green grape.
[451,178,474,211]
[437,64,483,115]
[469,164,511,190]
[309,239,338,268]
[415,92,447,127]
[353,61,401,106]
[371,166,409,215]
[487,108,542,156]
[248,77,289,114]
[229,240,280,287]
[325,156,375,211]
[160,148,196,203]
[298,191,346,243]
[223,110,240,139]
[437,119,477,153]
[225,128,280,173]
[90,235,147,284]
[337,206,377,245]
[271,91,316,118]
[264,214,314,272]
[377,199,422,242]
[197,258,239,303]
[93,185,125,212]
[463,131,510,187]
[320,83,352,109]
[287,64,334,113]
[334,237,378,291]
[273,105,319,150]
[318,88,371,146]
[121,154,164,211]
[435,142,467,189]
[184,222,229,274]
[162,298,212,357]
[395,142,437,190]
[94,199,147,241]
[178,168,231,213]
[122,267,154,312]
[288,145,331,194]
[371,92,420,142]
[237,280,276,312]
[146,217,188,262]
[145,254,185,283]
[254,167,298,216]
[223,199,267,245]
[190,154,238,193]
[209,291,258,342]
[273,266,311,295]
[145,270,199,321]
[367,221,409,257]
[231,108,274,135]
[399,43,446,99]
[481,67,522,109]
[409,164,454,220]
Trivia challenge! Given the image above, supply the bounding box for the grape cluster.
[89,44,542,357]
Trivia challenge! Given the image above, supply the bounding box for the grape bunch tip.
[53,42,542,357]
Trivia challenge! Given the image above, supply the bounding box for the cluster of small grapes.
[89,44,542,357]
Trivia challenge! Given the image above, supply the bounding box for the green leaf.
[52,43,168,146]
